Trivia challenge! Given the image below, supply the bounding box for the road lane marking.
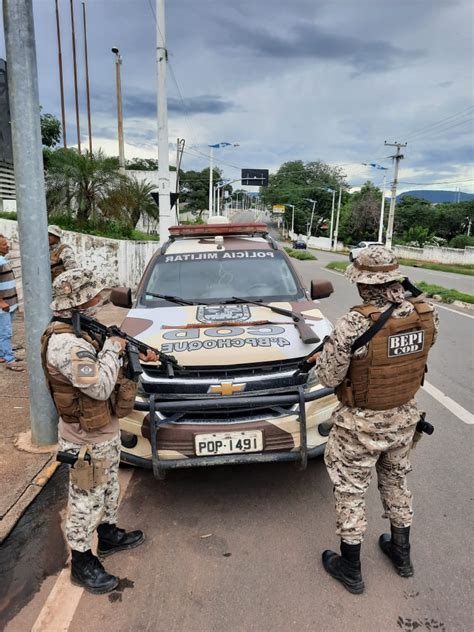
[31,467,135,632]
[434,303,474,319]
[423,381,474,425]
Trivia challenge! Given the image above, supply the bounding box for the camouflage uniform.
[48,225,77,279]
[58,435,121,552]
[316,248,439,545]
[46,269,123,552]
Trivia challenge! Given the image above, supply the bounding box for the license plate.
[194,430,263,456]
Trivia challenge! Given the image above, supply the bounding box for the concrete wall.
[0,219,161,308]
[289,231,344,251]
[394,244,474,265]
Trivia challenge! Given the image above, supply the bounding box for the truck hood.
[121,301,332,367]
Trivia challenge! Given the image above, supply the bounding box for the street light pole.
[208,145,214,216]
[304,198,317,245]
[112,48,125,174]
[3,0,57,445]
[333,186,343,251]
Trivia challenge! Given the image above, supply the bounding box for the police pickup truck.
[110,222,338,478]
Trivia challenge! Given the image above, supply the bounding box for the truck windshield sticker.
[388,330,424,357]
[196,304,252,323]
[164,251,275,263]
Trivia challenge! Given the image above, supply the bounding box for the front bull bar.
[129,386,334,479]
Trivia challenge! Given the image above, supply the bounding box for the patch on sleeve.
[71,346,99,385]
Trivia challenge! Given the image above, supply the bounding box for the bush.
[449,234,474,249]
[284,247,317,260]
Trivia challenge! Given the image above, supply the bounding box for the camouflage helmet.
[50,268,104,311]
[48,225,63,239]
[345,246,404,285]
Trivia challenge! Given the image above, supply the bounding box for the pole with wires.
[82,2,93,155]
[333,186,343,251]
[156,0,172,242]
[208,146,214,216]
[378,173,387,243]
[384,141,407,249]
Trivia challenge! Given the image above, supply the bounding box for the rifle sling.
[351,302,399,354]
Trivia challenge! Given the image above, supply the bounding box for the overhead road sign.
[241,168,269,187]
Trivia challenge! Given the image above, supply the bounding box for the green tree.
[338,182,381,244]
[180,166,224,218]
[45,148,121,223]
[100,176,158,228]
[126,157,158,171]
[259,160,348,236]
[41,112,62,147]
[403,225,433,247]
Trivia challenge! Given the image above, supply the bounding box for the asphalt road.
[3,257,473,632]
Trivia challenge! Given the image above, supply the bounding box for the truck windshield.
[141,250,303,304]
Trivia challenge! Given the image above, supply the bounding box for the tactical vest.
[41,322,113,431]
[50,244,67,280]
[336,299,435,410]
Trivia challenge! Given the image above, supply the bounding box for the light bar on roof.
[169,223,268,237]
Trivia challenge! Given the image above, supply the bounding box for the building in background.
[0,59,16,211]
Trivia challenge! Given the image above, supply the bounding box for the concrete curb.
[0,456,60,544]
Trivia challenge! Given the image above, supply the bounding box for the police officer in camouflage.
[41,268,156,594]
[48,225,77,281]
[310,246,438,594]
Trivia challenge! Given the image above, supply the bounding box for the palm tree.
[45,148,121,224]
[100,176,158,229]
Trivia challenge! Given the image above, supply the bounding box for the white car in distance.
[349,241,384,261]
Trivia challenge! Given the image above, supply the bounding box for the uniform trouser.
[59,434,121,553]
[324,423,417,545]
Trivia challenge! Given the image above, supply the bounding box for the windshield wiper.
[146,292,197,306]
[231,296,320,345]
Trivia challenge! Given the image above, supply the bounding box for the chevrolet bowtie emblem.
[208,382,246,396]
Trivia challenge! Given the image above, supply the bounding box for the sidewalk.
[0,313,56,543]
[0,302,127,543]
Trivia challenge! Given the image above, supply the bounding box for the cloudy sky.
[1,0,473,192]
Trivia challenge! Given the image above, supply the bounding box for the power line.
[405,105,474,141]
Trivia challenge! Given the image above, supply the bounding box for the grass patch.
[417,282,474,304]
[0,211,159,241]
[326,261,349,272]
[398,258,474,277]
[284,247,317,261]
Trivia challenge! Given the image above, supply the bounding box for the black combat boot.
[97,523,145,558]
[322,541,365,594]
[71,549,119,594]
[379,525,414,577]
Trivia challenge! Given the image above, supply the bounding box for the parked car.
[111,222,338,479]
[349,241,384,261]
[293,239,307,250]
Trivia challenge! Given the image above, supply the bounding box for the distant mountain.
[397,190,474,203]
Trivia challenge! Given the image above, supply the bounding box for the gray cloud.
[214,21,423,74]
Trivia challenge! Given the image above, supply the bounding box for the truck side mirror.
[311,279,334,300]
[110,287,132,308]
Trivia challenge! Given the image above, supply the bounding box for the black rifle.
[57,451,91,465]
[68,312,180,378]
[401,278,423,298]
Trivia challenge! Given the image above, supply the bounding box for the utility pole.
[384,141,407,249]
[378,172,387,243]
[69,0,81,153]
[54,0,67,148]
[82,2,92,155]
[3,0,57,445]
[155,0,172,242]
[175,138,185,220]
[333,185,343,251]
[208,145,214,216]
[328,189,336,248]
[112,48,125,173]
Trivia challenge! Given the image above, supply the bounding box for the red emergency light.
[169,223,268,237]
